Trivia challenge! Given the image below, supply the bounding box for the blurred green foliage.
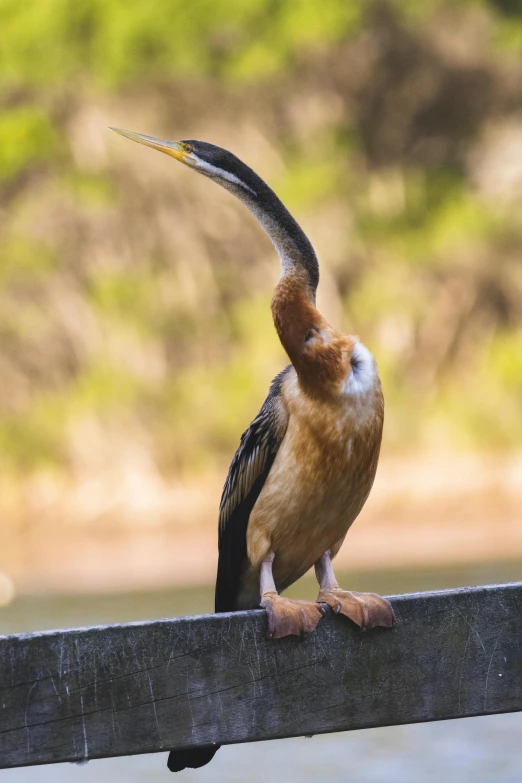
[0,0,364,88]
[0,108,56,181]
[1,0,522,481]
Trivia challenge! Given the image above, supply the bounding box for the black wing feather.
[167,370,289,774]
[215,366,290,613]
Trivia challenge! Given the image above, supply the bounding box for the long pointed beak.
[109,127,194,165]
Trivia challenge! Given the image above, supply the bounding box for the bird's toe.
[353,591,395,629]
[317,589,395,630]
[261,595,324,639]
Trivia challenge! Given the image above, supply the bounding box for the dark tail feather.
[167,423,269,772]
[167,746,220,772]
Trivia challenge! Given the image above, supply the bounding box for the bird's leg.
[260,553,324,639]
[315,551,395,630]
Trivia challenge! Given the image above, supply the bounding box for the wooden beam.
[1,582,521,769]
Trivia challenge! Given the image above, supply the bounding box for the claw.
[317,589,395,630]
[261,595,324,639]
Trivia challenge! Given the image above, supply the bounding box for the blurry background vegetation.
[1,0,522,592]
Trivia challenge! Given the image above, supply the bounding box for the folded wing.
[215,366,290,612]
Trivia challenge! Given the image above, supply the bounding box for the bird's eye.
[305,328,317,343]
[184,143,194,154]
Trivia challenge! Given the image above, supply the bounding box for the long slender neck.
[217,170,325,372]
[218,173,320,303]
[208,161,334,382]
[200,154,357,397]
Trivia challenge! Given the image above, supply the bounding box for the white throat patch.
[342,341,377,397]
[193,157,257,197]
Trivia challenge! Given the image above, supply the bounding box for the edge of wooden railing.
[1,581,521,769]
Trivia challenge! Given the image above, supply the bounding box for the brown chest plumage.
[239,369,384,606]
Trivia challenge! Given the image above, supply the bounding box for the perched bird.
[111,128,395,772]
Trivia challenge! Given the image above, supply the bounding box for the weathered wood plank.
[1,582,521,769]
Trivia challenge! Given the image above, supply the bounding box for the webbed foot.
[317,589,395,630]
[261,593,325,639]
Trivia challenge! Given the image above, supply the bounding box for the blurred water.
[2,561,522,783]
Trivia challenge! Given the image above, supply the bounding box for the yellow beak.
[109,127,193,164]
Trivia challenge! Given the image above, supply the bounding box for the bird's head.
[110,128,259,199]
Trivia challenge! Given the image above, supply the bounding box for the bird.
[111,127,395,772]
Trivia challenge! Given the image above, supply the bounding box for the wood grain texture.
[1,582,521,769]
